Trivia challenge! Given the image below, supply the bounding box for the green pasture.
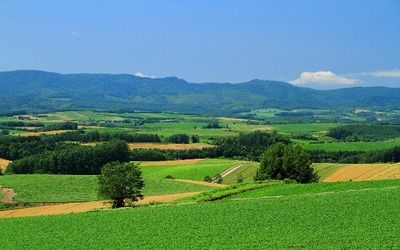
[1,180,399,249]
[139,159,241,181]
[0,174,215,203]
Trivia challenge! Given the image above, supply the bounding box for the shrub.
[204,176,212,182]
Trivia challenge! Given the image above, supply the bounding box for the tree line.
[131,131,290,161]
[308,147,400,163]
[46,130,161,143]
[6,140,130,175]
[328,124,400,142]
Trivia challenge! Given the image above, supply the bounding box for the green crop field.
[0,174,215,203]
[229,179,400,199]
[1,180,399,249]
[139,159,241,181]
[272,122,337,134]
[302,139,400,151]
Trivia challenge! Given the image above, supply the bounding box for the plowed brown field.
[324,163,400,182]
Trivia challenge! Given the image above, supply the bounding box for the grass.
[229,179,400,199]
[0,175,99,202]
[139,158,241,181]
[0,174,215,203]
[0,180,399,249]
[313,163,344,181]
[272,122,337,134]
[222,162,259,184]
[302,139,400,151]
[175,181,283,203]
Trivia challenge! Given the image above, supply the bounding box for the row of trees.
[46,130,161,143]
[6,140,130,174]
[308,147,400,163]
[0,137,61,160]
[328,124,400,142]
[130,131,290,161]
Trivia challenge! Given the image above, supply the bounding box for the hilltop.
[1,70,399,115]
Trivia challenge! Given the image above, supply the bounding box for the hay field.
[323,163,400,182]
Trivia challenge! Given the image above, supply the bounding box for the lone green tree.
[98,162,144,208]
[255,143,318,183]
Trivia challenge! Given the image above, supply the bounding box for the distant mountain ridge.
[0,70,399,115]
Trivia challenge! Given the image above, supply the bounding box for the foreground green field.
[1,180,399,249]
[0,159,239,203]
[229,179,400,199]
[0,175,214,203]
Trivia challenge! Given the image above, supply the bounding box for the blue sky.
[0,0,399,88]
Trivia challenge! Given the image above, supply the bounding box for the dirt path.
[0,188,16,203]
[0,192,199,219]
[219,164,244,178]
[171,179,227,188]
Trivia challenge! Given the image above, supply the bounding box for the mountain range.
[1,70,399,115]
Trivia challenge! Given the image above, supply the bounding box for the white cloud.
[134,72,156,78]
[369,69,400,78]
[290,71,358,86]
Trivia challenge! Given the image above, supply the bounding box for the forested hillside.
[1,70,400,115]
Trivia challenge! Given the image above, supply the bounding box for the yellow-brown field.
[18,130,70,137]
[128,143,214,150]
[140,159,204,167]
[323,163,400,182]
[0,158,11,172]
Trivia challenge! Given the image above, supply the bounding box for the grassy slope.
[222,162,259,184]
[1,181,399,249]
[0,175,214,203]
[313,163,344,181]
[229,179,400,199]
[221,162,344,184]
[140,159,240,181]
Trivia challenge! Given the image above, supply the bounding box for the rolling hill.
[1,70,399,115]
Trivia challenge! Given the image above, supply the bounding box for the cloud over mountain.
[290,71,358,86]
